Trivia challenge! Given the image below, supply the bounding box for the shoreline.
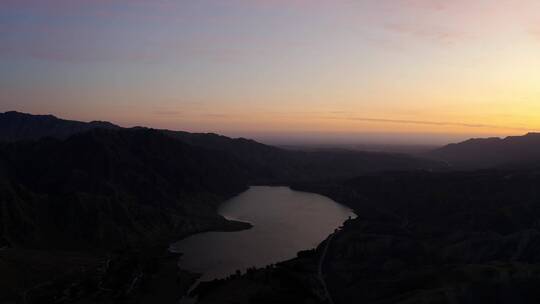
[172,186,355,302]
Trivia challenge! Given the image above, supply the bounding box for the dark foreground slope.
[0,128,250,250]
[0,128,253,303]
[429,132,540,169]
[305,170,540,304]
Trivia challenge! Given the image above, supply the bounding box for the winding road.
[318,232,336,304]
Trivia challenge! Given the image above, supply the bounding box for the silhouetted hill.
[162,130,298,181]
[0,111,120,141]
[0,128,250,250]
[1,112,443,183]
[165,130,443,182]
[429,133,540,169]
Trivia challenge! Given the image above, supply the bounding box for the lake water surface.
[170,186,355,282]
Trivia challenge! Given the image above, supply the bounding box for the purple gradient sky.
[1,0,539,144]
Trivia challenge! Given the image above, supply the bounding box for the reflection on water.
[170,186,355,282]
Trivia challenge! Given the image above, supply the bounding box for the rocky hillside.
[0,128,250,250]
[292,170,540,303]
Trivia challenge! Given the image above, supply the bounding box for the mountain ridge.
[0,111,120,142]
[429,132,540,169]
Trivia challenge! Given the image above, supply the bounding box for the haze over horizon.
[2,0,540,144]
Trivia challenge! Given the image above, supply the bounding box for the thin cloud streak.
[383,23,467,44]
[323,116,537,132]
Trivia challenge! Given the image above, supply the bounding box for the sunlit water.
[170,186,355,282]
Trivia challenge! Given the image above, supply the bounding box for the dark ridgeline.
[2,111,540,303]
[0,111,120,141]
[429,133,540,169]
[0,111,443,184]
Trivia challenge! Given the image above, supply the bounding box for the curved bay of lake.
[170,186,355,282]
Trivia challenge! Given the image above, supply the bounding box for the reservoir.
[170,186,355,282]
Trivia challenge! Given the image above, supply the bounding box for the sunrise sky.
[1,0,539,144]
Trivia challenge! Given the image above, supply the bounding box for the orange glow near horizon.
[1,0,540,144]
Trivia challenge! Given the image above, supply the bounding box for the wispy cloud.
[384,23,466,44]
[153,110,183,116]
[203,113,234,119]
[530,28,540,41]
[323,116,536,132]
[395,0,456,11]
